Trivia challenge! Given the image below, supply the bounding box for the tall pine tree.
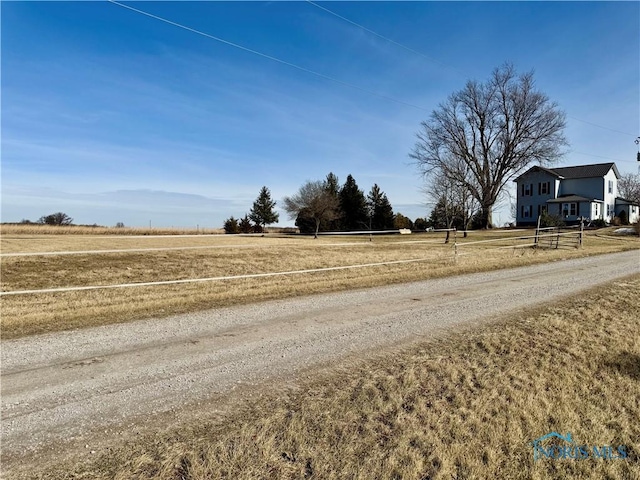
[249,186,279,232]
[324,172,341,231]
[339,175,367,231]
[367,184,394,230]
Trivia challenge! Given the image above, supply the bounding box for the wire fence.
[1,225,585,296]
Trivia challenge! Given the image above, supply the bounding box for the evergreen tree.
[393,213,414,230]
[367,184,394,230]
[324,172,342,231]
[223,216,239,234]
[239,215,253,233]
[414,218,428,231]
[325,172,340,197]
[339,175,367,231]
[295,209,317,235]
[428,196,464,230]
[249,186,279,232]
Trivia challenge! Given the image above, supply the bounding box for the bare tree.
[427,172,478,242]
[411,64,567,228]
[618,173,640,205]
[37,212,73,226]
[283,180,339,239]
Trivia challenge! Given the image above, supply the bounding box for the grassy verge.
[15,275,640,479]
[1,230,638,339]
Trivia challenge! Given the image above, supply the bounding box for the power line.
[306,0,465,77]
[107,0,430,112]
[307,1,637,138]
[566,116,636,137]
[110,1,636,139]
[571,151,634,164]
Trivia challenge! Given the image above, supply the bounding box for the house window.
[608,180,613,194]
[523,184,532,196]
[607,204,613,217]
[562,203,577,217]
[594,204,599,217]
[541,205,547,215]
[539,182,550,195]
[521,205,532,218]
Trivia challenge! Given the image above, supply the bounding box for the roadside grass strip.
[0,257,437,296]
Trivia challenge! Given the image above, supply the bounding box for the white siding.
[602,170,617,222]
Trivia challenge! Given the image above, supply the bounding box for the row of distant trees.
[224,175,429,238]
[283,173,400,238]
[223,186,280,234]
[19,212,74,226]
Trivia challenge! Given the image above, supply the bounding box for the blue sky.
[2,1,639,228]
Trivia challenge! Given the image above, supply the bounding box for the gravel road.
[2,251,639,464]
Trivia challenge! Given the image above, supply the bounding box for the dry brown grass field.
[0,223,225,236]
[15,275,640,480]
[1,228,638,339]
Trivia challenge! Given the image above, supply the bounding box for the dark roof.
[616,197,640,206]
[549,162,619,180]
[513,165,561,182]
[514,162,619,182]
[547,195,598,203]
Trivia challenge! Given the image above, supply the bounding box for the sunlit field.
[1,226,638,339]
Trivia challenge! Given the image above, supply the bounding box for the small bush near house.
[539,212,565,228]
[618,211,629,225]
[591,218,607,228]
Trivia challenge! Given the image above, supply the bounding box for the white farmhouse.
[514,162,640,226]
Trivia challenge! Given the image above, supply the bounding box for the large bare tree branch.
[410,64,567,228]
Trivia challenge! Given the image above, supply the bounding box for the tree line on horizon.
[224,175,432,238]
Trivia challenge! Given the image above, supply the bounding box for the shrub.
[223,217,239,234]
[238,215,253,234]
[591,218,607,228]
[539,212,564,228]
[413,218,428,231]
[618,210,628,225]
